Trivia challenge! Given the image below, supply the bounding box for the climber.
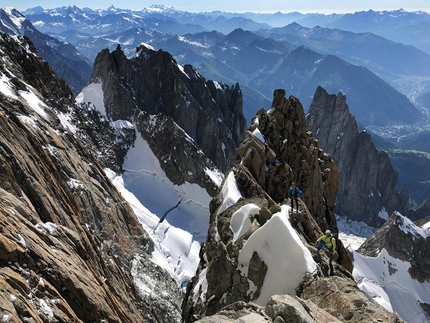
[287,182,302,213]
[316,229,337,274]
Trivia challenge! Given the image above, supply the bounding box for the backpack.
[289,186,297,197]
[290,186,302,197]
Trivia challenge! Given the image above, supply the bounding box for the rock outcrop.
[90,44,247,173]
[181,89,402,322]
[0,32,182,322]
[307,86,408,227]
[135,112,220,196]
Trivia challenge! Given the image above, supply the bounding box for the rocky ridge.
[0,28,416,323]
[181,89,403,322]
[306,86,408,227]
[246,89,339,229]
[0,32,182,322]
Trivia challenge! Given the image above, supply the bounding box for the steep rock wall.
[307,86,408,227]
[0,32,181,322]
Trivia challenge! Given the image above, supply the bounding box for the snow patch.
[17,115,38,128]
[177,64,190,79]
[395,211,430,239]
[378,208,389,220]
[216,171,242,215]
[19,90,48,119]
[35,222,59,235]
[237,206,317,305]
[76,82,105,116]
[0,72,18,99]
[352,247,430,323]
[67,178,86,191]
[251,128,265,143]
[204,167,224,187]
[39,298,54,320]
[230,204,260,242]
[57,111,78,133]
[17,234,26,248]
[192,267,208,303]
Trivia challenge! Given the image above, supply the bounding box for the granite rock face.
[307,86,408,227]
[0,32,182,322]
[135,112,220,197]
[408,197,430,222]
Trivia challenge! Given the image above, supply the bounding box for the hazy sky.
[4,0,430,14]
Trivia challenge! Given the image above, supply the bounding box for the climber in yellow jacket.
[316,229,337,264]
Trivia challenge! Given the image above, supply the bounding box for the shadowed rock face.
[307,86,408,227]
[181,89,403,323]
[408,197,430,222]
[91,44,247,172]
[0,33,182,322]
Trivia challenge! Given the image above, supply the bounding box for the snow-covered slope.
[353,213,430,323]
[77,72,223,289]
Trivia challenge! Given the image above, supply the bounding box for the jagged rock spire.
[245,89,340,229]
[307,86,408,227]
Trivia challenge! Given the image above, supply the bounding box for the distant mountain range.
[23,6,430,54]
[14,5,429,133]
[0,8,91,95]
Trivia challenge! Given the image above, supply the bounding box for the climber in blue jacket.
[288,182,302,213]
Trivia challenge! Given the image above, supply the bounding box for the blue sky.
[4,0,430,14]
